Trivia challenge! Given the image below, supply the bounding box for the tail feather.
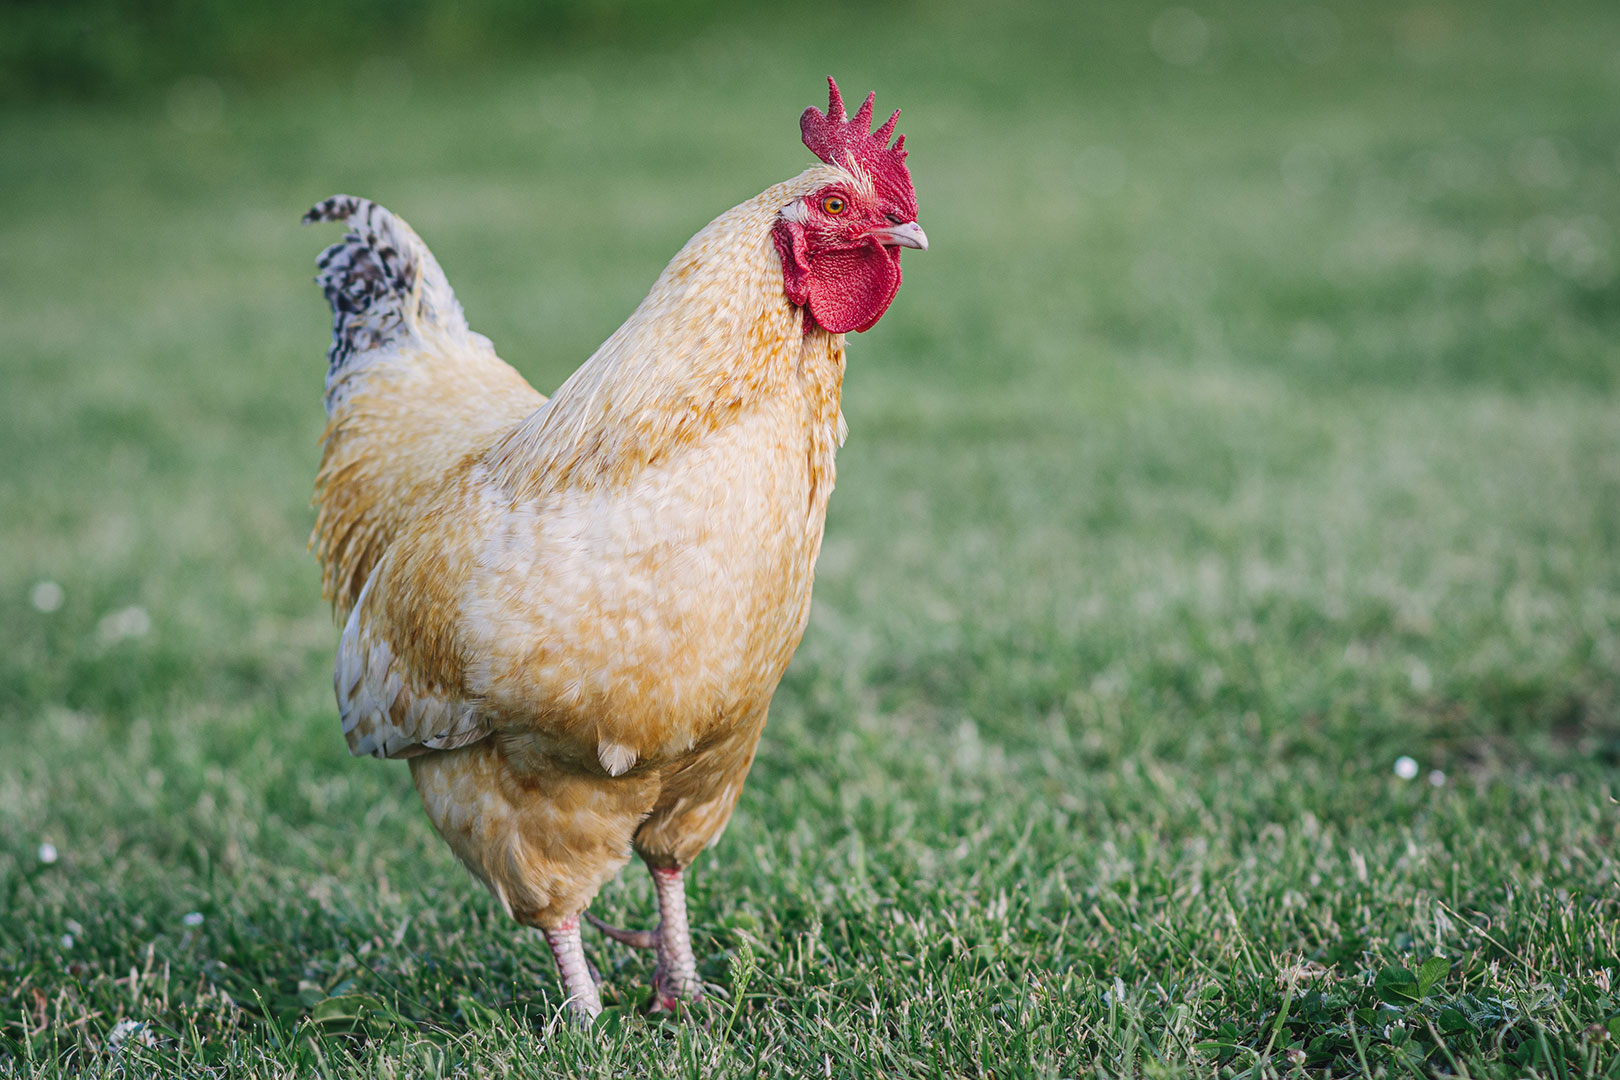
[304,195,469,411]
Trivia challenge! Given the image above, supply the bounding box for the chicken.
[302,78,925,1020]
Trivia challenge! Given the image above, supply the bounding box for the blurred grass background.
[2,0,1619,1076]
[0,0,771,102]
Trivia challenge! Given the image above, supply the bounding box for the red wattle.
[773,219,811,309]
[805,242,902,334]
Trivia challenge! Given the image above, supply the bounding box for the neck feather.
[486,170,847,501]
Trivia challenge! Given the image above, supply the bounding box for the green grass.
[3,1,1620,1075]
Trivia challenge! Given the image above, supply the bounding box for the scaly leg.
[648,867,701,1010]
[586,866,703,1012]
[544,917,602,1022]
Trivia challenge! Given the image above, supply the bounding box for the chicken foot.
[544,917,603,1022]
[586,866,703,1012]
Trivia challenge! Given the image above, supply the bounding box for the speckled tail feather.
[304,195,470,412]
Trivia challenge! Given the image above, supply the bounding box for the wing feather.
[336,558,491,760]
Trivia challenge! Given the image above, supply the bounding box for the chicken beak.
[869,221,928,251]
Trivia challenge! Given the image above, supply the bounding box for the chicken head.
[773,77,928,334]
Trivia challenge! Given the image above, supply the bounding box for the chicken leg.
[544,917,603,1022]
[587,866,703,1012]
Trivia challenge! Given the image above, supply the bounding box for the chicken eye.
[822,196,845,215]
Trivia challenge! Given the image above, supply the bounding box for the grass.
[2,0,1619,1075]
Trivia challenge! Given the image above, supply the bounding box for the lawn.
[2,1,1619,1076]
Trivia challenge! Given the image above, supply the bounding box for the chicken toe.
[584,911,657,949]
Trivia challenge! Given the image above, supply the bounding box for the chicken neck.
[483,170,851,505]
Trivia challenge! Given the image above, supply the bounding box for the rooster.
[303,79,925,1020]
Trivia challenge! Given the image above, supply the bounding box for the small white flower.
[38,842,58,865]
[1428,769,1446,787]
[30,581,65,613]
[108,1019,154,1050]
[1394,755,1420,780]
[182,911,205,927]
[60,934,74,949]
[97,606,151,644]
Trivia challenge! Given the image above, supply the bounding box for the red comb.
[800,77,917,218]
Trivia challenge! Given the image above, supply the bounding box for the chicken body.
[307,78,923,1021]
[308,172,850,1013]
